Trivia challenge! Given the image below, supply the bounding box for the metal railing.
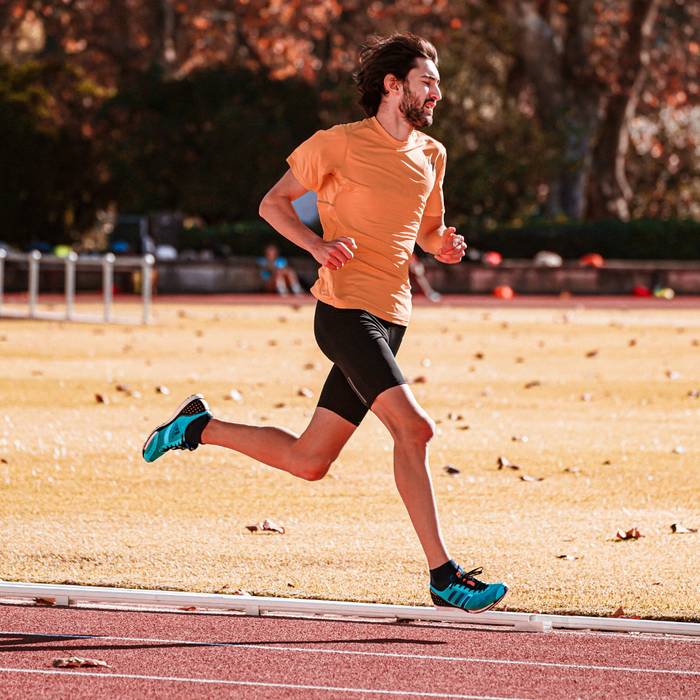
[0,250,155,324]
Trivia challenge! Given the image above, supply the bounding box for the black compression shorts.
[313,301,408,426]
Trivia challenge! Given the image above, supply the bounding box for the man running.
[143,32,508,613]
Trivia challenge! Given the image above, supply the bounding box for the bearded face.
[399,82,434,128]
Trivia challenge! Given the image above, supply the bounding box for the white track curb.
[2,581,699,636]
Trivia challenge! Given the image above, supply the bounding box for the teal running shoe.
[430,566,508,614]
[142,394,212,463]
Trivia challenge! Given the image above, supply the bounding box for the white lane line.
[0,668,534,699]
[3,630,699,677]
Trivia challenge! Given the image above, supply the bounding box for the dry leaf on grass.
[688,389,700,398]
[298,387,314,398]
[564,467,580,474]
[667,370,681,379]
[52,657,109,668]
[512,435,528,442]
[586,350,599,358]
[407,376,427,384]
[443,465,461,475]
[179,606,196,611]
[156,385,170,395]
[524,380,541,389]
[34,598,55,606]
[226,390,243,402]
[520,475,544,482]
[615,527,644,540]
[611,606,625,618]
[557,554,578,561]
[95,394,108,405]
[245,519,285,534]
[497,456,520,470]
[671,523,697,533]
[672,446,687,454]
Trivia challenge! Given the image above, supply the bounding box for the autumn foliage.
[1,0,699,248]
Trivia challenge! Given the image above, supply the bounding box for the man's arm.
[416,214,466,264]
[259,169,356,270]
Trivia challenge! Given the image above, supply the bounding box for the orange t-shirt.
[287,117,446,325]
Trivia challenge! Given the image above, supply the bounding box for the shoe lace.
[451,566,489,592]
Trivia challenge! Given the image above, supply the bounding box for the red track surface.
[2,601,699,699]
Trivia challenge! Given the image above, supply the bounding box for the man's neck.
[375,105,413,142]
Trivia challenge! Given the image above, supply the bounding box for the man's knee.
[292,455,332,481]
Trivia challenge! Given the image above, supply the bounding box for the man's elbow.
[259,192,273,223]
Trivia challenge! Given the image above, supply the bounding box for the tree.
[491,0,700,221]
[0,60,108,247]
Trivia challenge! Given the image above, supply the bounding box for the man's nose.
[431,85,442,102]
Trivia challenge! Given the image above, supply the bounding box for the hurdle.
[0,249,155,324]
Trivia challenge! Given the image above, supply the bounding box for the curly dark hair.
[354,33,439,118]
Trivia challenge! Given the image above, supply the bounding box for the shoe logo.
[171,424,180,437]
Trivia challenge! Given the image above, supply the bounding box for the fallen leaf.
[615,527,644,540]
[156,385,170,395]
[611,606,625,618]
[666,370,681,379]
[115,384,130,392]
[298,387,314,398]
[524,380,541,389]
[474,352,484,360]
[245,519,285,534]
[407,376,427,384]
[497,455,520,470]
[688,389,700,398]
[447,412,463,421]
[581,393,592,402]
[34,598,55,606]
[226,389,243,401]
[672,446,687,454]
[557,554,578,560]
[511,435,529,442]
[628,339,637,346]
[179,606,196,611]
[443,465,461,475]
[564,467,580,474]
[458,425,471,431]
[274,402,287,409]
[1,458,8,464]
[586,349,599,358]
[52,657,109,668]
[304,362,322,371]
[671,523,697,533]
[129,390,142,399]
[520,475,544,482]
[95,394,109,405]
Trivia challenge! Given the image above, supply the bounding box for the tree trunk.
[585,0,661,220]
[498,0,602,220]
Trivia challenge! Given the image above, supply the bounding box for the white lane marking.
[3,630,699,677]
[0,668,533,699]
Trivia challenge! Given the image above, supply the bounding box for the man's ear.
[383,73,402,96]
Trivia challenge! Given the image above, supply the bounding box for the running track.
[2,600,699,699]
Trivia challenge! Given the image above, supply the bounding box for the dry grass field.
[1,298,699,620]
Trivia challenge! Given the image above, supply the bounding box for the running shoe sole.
[142,394,211,463]
[430,583,509,614]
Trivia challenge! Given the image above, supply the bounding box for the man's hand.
[311,236,357,270]
[434,227,466,264]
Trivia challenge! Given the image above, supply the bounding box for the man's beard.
[400,84,433,128]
